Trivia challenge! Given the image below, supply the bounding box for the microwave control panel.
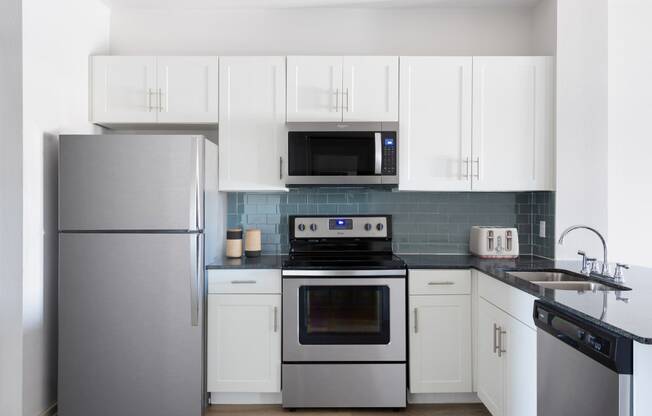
[381,133,397,175]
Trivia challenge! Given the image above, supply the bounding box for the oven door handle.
[282,269,406,277]
[374,132,382,175]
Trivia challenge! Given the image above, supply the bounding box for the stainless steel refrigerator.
[58,134,223,416]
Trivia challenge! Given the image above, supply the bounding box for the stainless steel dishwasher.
[533,301,633,416]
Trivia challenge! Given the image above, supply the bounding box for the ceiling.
[102,0,540,10]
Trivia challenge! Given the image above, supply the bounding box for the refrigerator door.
[58,233,204,416]
[59,134,204,231]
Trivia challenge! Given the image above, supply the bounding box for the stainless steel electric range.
[281,215,407,409]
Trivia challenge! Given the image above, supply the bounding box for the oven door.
[282,273,406,362]
[286,131,397,185]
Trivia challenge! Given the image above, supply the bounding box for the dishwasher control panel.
[533,301,632,374]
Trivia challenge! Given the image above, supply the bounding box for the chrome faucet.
[558,225,610,277]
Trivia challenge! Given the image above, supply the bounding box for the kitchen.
[2,0,652,416]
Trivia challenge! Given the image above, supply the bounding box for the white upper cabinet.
[472,56,554,191]
[286,56,343,122]
[90,56,219,125]
[399,57,473,191]
[286,56,399,123]
[342,56,399,122]
[218,56,287,192]
[157,56,219,123]
[90,56,158,124]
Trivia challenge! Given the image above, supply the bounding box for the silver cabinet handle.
[147,88,155,111]
[157,87,164,111]
[498,327,507,357]
[494,324,500,354]
[344,88,350,112]
[462,158,470,179]
[279,157,283,180]
[473,158,480,179]
[414,308,418,333]
[335,88,339,111]
[428,281,455,286]
[230,280,257,284]
[273,306,278,332]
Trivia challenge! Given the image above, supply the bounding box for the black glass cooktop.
[283,254,406,270]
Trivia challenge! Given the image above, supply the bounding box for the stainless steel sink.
[507,271,584,282]
[533,281,618,291]
[506,270,627,292]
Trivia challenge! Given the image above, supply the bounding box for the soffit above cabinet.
[101,0,540,11]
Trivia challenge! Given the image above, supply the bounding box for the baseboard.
[38,402,57,416]
[209,392,282,405]
[408,392,481,404]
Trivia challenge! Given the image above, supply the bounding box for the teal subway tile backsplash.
[226,187,555,257]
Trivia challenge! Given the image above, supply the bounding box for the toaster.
[470,226,519,259]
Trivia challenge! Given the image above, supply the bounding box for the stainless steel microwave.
[286,131,398,185]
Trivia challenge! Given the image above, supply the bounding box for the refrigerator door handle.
[194,138,203,231]
[190,235,201,327]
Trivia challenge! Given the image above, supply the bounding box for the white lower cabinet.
[409,295,472,393]
[476,297,536,416]
[408,270,472,394]
[207,270,281,393]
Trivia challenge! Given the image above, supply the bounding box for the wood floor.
[206,404,490,415]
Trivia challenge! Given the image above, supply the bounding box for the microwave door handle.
[374,133,382,175]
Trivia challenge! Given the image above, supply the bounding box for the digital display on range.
[329,218,353,230]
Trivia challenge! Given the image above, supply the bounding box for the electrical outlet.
[539,221,546,238]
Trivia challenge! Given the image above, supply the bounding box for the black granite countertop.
[206,255,286,269]
[206,254,652,344]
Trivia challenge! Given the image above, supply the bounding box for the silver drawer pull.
[428,281,455,286]
[230,280,257,284]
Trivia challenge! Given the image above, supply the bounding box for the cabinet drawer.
[477,271,536,330]
[409,269,471,295]
[207,269,281,294]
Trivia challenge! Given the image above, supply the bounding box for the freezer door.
[58,233,204,416]
[59,134,204,231]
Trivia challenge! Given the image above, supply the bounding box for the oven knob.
[376,223,384,231]
[298,223,306,231]
[364,223,372,231]
[310,223,318,232]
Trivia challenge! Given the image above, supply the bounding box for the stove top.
[282,253,406,270]
[284,215,405,271]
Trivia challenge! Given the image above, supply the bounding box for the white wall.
[109,6,536,55]
[554,0,609,260]
[531,0,556,55]
[607,0,652,267]
[0,0,24,414]
[21,0,110,414]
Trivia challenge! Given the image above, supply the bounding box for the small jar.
[245,228,262,258]
[225,228,243,258]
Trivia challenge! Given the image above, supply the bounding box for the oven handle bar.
[282,269,406,277]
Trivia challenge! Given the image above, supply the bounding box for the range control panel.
[292,216,389,239]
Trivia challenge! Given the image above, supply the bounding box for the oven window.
[298,285,390,345]
[289,135,376,176]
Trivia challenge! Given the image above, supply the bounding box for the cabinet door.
[219,57,287,191]
[504,315,537,416]
[472,57,554,191]
[90,56,157,123]
[399,57,473,191]
[207,294,281,393]
[477,298,505,416]
[342,56,398,122]
[286,56,343,122]
[157,56,219,123]
[409,295,472,393]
